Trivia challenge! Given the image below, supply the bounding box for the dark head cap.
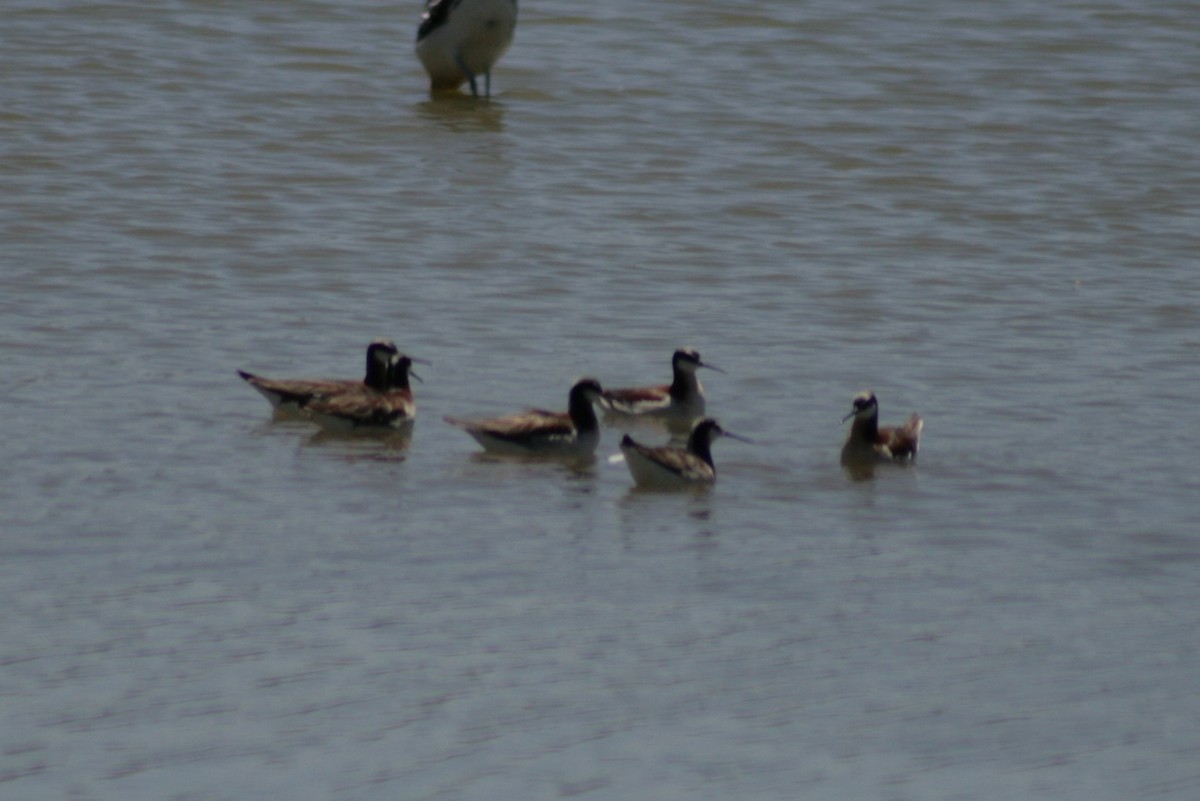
[392,353,432,384]
[690,417,752,447]
[570,377,604,399]
[673,347,723,373]
[842,391,878,423]
[367,339,400,363]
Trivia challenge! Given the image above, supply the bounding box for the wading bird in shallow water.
[415,0,517,98]
[305,354,430,431]
[237,339,399,414]
[619,417,751,489]
[601,348,722,424]
[445,378,605,456]
[840,391,922,466]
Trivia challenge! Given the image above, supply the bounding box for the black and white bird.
[415,0,518,97]
[237,339,399,414]
[601,348,722,424]
[840,391,923,465]
[305,354,429,431]
[445,378,605,456]
[618,418,750,489]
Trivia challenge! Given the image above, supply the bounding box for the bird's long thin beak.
[700,361,725,374]
[724,431,754,445]
[841,410,856,423]
[406,356,432,383]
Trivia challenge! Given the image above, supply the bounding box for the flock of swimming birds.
[245,4,924,486]
[237,340,923,489]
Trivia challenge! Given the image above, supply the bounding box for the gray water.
[3,1,1199,798]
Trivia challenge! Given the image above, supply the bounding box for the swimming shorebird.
[237,339,399,413]
[601,348,722,423]
[305,354,430,431]
[840,391,923,465]
[444,377,605,456]
[415,0,518,98]
[619,417,750,489]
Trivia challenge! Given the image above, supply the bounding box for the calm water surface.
[3,1,1199,798]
